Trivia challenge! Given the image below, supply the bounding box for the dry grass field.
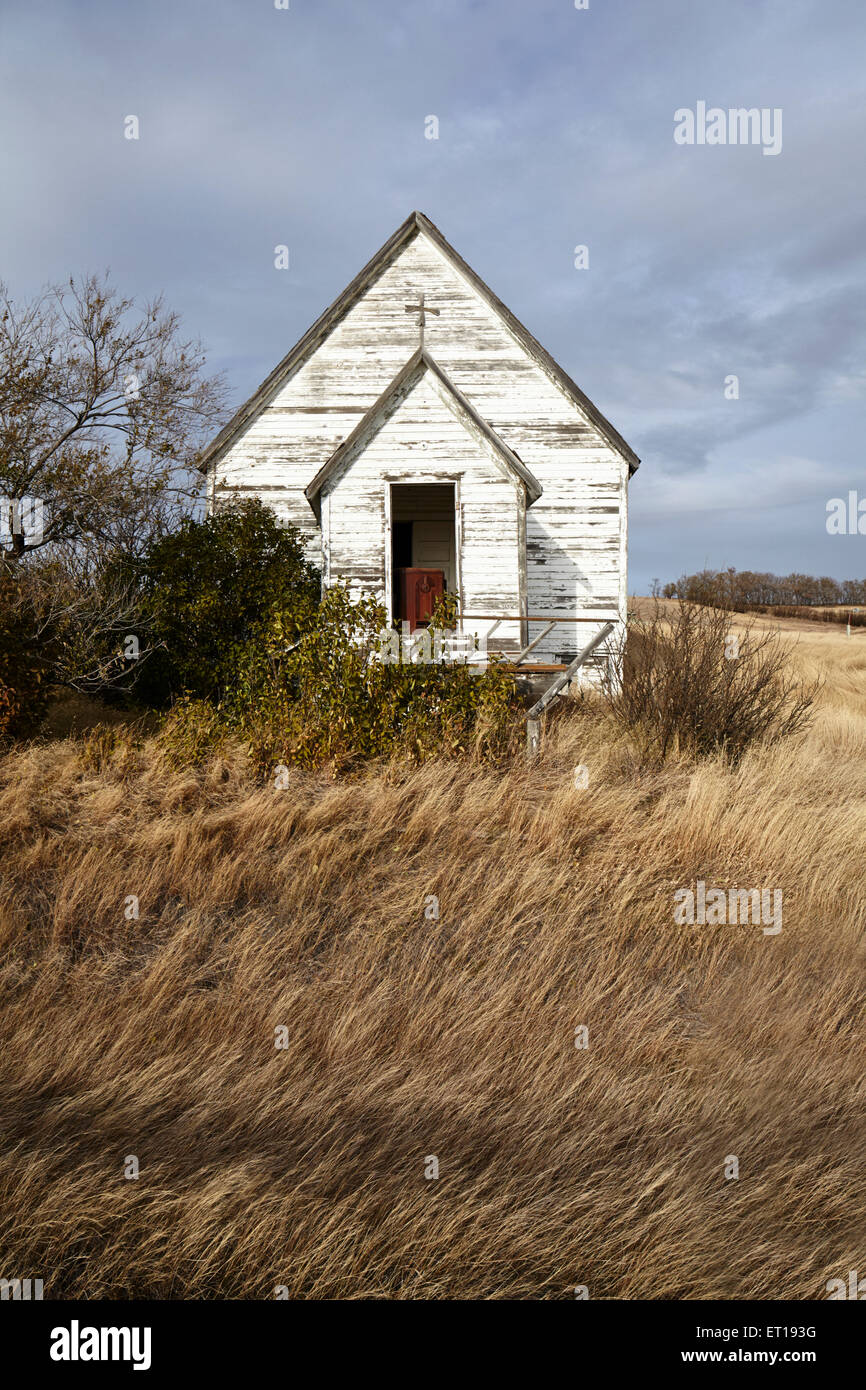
[0,608,863,1299]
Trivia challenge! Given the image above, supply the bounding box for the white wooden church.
[200,211,639,675]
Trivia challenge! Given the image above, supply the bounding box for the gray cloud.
[0,0,863,590]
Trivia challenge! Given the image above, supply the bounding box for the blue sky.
[1,0,864,591]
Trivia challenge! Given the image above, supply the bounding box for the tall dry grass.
[0,614,864,1299]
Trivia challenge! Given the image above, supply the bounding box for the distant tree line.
[660,568,866,611]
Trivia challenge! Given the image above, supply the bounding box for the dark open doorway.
[390,483,456,627]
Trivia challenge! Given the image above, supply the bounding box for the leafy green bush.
[159,584,520,773]
[136,500,320,705]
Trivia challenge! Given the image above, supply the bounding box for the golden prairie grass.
[0,613,863,1299]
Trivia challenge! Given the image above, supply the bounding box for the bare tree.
[0,272,227,562]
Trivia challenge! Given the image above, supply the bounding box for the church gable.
[203,211,638,489]
[305,348,542,522]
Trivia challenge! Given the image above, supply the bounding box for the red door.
[396,568,445,631]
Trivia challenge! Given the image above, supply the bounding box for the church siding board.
[206,214,637,674]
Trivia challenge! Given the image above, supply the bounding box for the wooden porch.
[454,613,617,754]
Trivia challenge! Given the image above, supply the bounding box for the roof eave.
[414,212,640,474]
[198,211,426,474]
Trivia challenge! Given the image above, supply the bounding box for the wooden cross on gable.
[404,292,439,349]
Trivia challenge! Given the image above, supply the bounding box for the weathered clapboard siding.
[206,212,638,672]
[323,368,524,650]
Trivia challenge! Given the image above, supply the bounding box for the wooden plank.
[528,622,615,717]
[458,612,620,623]
[513,620,557,665]
[511,662,568,672]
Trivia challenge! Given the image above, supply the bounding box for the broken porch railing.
[455,612,619,673]
[524,620,616,757]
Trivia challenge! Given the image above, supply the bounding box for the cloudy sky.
[1,0,863,591]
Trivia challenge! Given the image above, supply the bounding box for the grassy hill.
[0,611,863,1298]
